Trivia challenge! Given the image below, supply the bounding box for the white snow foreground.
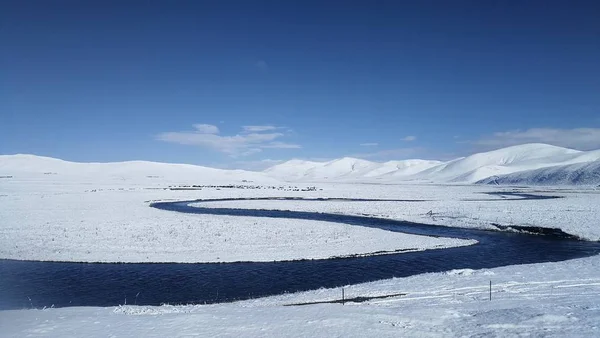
[3,256,600,337]
[2,155,600,336]
[264,143,600,184]
[0,175,473,263]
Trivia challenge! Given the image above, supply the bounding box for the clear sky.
[2,0,600,169]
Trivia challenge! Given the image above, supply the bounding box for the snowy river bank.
[2,197,598,310]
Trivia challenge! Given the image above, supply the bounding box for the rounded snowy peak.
[323,157,374,167]
[263,159,322,172]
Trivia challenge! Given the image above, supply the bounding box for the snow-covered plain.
[197,183,600,241]
[2,152,600,336]
[4,173,600,263]
[0,177,473,263]
[2,154,600,260]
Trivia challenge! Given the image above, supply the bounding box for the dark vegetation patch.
[168,185,320,192]
[285,292,407,306]
[490,223,582,240]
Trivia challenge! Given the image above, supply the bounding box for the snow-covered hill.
[364,160,443,178]
[0,154,277,184]
[265,157,442,182]
[4,143,600,185]
[477,160,600,186]
[264,144,600,183]
[411,143,591,183]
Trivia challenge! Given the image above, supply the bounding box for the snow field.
[198,183,600,241]
[2,153,600,336]
[0,179,472,263]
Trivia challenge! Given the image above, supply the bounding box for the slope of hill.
[302,157,381,181]
[0,154,277,184]
[4,143,600,185]
[477,160,600,186]
[408,143,584,182]
[265,157,444,182]
[264,144,600,183]
[364,160,443,178]
[262,159,322,181]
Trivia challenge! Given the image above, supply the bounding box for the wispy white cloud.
[157,124,300,157]
[261,141,301,149]
[192,124,219,134]
[472,128,600,150]
[360,142,379,147]
[402,136,417,142]
[242,125,278,133]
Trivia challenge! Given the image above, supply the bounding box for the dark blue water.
[1,196,598,310]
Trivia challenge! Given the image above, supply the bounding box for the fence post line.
[489,280,492,301]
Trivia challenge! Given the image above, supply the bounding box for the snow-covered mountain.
[264,144,600,184]
[264,157,442,182]
[364,160,443,178]
[4,143,600,185]
[477,160,600,186]
[0,154,277,184]
[411,143,592,183]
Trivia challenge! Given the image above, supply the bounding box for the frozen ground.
[2,168,600,336]
[0,177,473,263]
[0,162,600,337]
[3,255,600,337]
[198,183,600,241]
[2,175,599,263]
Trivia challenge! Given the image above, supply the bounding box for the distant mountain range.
[264,143,600,185]
[2,143,600,186]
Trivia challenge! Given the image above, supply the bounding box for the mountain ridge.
[264,143,600,184]
[3,143,600,185]
[477,160,600,186]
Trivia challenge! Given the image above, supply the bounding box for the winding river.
[1,195,599,310]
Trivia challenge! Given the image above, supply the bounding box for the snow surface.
[2,153,600,265]
[0,174,472,263]
[3,255,600,337]
[3,153,600,336]
[265,143,600,183]
[196,183,600,241]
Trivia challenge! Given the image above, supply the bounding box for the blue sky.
[2,1,600,169]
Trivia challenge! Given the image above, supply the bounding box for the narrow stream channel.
[1,196,598,310]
